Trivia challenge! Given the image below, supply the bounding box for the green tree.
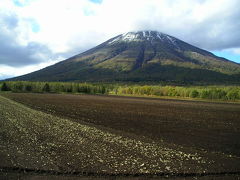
[227,89,239,100]
[42,83,50,92]
[190,90,199,98]
[1,82,10,91]
[25,85,32,92]
[200,89,210,99]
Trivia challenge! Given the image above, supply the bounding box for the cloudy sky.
[0,0,239,80]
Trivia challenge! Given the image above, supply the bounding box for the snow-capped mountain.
[107,31,181,52]
[109,31,178,46]
[10,31,240,84]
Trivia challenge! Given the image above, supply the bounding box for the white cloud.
[7,0,240,52]
[229,48,240,55]
[15,0,240,51]
[0,0,239,79]
[0,59,60,80]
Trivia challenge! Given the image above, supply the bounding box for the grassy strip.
[109,93,240,104]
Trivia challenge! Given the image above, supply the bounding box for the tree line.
[0,81,108,94]
[0,81,240,100]
[115,85,240,100]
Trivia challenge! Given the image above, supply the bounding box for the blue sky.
[13,0,26,6]
[89,0,102,4]
[0,0,240,80]
[212,51,240,63]
[29,19,40,32]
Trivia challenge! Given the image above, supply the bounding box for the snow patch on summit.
[108,36,121,44]
[166,36,175,44]
[108,32,142,44]
[108,31,179,49]
[143,31,146,37]
[166,35,179,49]
[122,33,139,41]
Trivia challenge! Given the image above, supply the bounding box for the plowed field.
[1,93,240,179]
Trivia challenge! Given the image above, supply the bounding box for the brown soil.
[3,93,240,156]
[1,93,240,179]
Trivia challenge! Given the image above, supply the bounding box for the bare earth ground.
[0,93,240,179]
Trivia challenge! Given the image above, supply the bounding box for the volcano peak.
[108,30,178,46]
[10,31,240,83]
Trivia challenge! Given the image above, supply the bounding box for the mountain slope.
[10,31,240,83]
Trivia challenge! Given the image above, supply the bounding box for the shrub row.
[114,85,240,100]
[1,81,240,100]
[0,81,108,94]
